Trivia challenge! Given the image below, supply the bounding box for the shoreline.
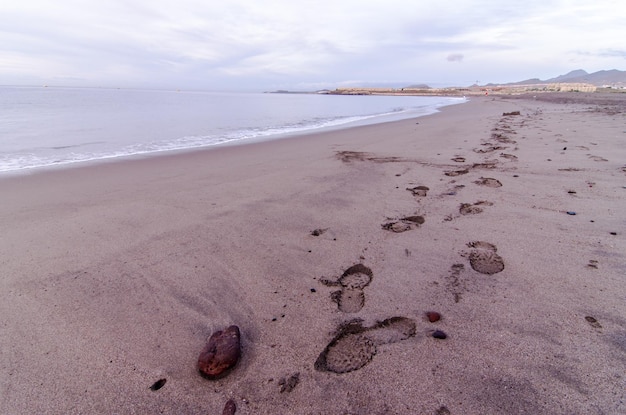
[1,95,625,414]
[0,90,465,176]
[0,96,466,179]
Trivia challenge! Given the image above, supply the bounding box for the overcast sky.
[1,0,624,90]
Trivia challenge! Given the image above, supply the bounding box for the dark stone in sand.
[432,330,447,339]
[585,316,602,329]
[503,111,521,116]
[149,378,166,391]
[610,232,617,235]
[426,312,441,323]
[310,288,317,293]
[566,211,576,215]
[222,399,237,415]
[197,325,241,380]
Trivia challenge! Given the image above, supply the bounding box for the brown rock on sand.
[222,399,237,415]
[197,325,241,379]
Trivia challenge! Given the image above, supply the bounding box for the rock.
[222,399,237,415]
[432,330,447,339]
[426,312,441,323]
[198,325,241,380]
[149,378,166,391]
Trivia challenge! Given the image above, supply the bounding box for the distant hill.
[503,69,626,87]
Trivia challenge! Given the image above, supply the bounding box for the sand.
[1,95,625,414]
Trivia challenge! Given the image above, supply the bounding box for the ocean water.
[0,86,465,173]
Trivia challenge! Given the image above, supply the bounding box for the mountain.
[511,69,626,87]
[547,69,589,82]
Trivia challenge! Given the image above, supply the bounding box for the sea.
[0,86,466,174]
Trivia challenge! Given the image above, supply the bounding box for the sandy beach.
[1,94,625,414]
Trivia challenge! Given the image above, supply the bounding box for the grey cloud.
[599,49,626,58]
[447,53,464,62]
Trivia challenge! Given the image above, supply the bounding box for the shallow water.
[0,86,465,173]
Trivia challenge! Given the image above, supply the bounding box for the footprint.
[315,332,375,373]
[381,215,425,233]
[491,133,517,144]
[459,201,493,215]
[381,221,411,233]
[472,162,498,170]
[473,177,502,188]
[446,263,465,303]
[500,153,518,161]
[588,155,608,162]
[322,264,373,313]
[474,145,505,154]
[451,157,466,163]
[336,151,368,163]
[314,317,416,374]
[445,169,469,177]
[331,290,365,313]
[406,185,429,197]
[466,241,505,274]
[278,372,300,393]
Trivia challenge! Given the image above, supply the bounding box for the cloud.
[597,49,626,59]
[0,0,624,89]
[447,54,464,62]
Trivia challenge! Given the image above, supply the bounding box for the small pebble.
[432,330,447,339]
[610,232,617,235]
[513,175,519,177]
[585,316,602,328]
[310,288,317,293]
[566,211,576,215]
[222,399,237,415]
[149,378,166,391]
[567,190,576,194]
[426,312,441,323]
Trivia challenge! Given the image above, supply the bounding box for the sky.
[1,0,625,91]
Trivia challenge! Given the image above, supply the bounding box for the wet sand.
[1,95,625,414]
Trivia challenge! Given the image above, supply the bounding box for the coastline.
[0,88,463,175]
[1,95,625,414]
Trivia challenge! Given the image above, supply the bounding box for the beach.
[1,94,624,414]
